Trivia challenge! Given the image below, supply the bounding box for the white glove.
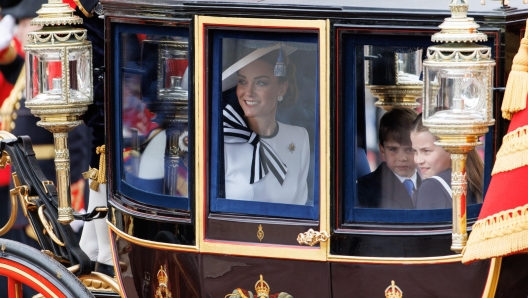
[0,15,15,51]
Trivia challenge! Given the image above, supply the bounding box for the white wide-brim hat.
[221,42,298,92]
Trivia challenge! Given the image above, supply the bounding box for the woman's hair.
[412,114,483,202]
[258,49,298,108]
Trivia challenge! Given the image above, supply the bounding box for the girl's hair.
[466,149,484,203]
[411,113,429,134]
[412,114,483,202]
[258,49,298,108]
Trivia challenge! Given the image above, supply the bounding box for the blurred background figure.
[0,0,92,296]
[0,3,40,297]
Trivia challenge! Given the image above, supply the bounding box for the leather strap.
[2,136,93,275]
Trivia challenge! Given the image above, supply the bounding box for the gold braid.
[82,145,107,191]
[96,145,106,184]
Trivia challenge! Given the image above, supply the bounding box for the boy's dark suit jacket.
[357,162,421,209]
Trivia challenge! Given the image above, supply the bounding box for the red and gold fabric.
[463,19,528,263]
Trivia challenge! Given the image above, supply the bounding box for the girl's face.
[411,131,451,179]
[236,59,288,121]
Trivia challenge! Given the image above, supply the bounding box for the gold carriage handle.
[297,229,329,246]
[0,180,19,237]
[38,205,65,247]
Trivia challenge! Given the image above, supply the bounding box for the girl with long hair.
[410,115,483,209]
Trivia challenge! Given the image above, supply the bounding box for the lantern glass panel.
[365,46,422,86]
[396,51,422,83]
[26,50,61,103]
[423,65,492,122]
[68,47,92,104]
[25,47,91,104]
[159,44,188,92]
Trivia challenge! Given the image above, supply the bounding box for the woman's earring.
[278,95,283,102]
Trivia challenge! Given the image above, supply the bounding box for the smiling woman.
[222,40,310,205]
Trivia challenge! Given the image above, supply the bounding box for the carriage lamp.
[422,0,495,253]
[24,0,92,224]
[146,39,189,196]
[366,46,423,110]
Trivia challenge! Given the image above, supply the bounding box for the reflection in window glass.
[221,38,316,206]
[357,45,483,210]
[121,33,189,197]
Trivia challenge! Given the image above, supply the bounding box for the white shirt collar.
[394,170,418,187]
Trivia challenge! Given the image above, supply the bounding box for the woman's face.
[411,131,451,179]
[236,59,288,121]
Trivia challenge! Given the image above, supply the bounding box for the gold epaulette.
[0,63,24,132]
[0,41,17,65]
[73,0,94,18]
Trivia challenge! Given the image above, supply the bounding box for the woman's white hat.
[221,41,297,91]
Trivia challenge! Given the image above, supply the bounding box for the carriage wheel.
[0,239,94,298]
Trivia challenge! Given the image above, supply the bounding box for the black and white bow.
[223,103,287,185]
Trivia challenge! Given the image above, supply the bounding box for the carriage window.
[115,24,190,210]
[360,46,485,210]
[341,34,491,224]
[209,32,320,220]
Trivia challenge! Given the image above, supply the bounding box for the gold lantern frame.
[422,0,495,253]
[24,0,93,224]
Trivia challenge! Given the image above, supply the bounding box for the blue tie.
[403,179,414,197]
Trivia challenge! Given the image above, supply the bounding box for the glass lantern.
[26,47,92,105]
[422,0,495,253]
[158,41,188,102]
[138,39,189,196]
[423,44,495,136]
[24,0,93,223]
[365,45,423,110]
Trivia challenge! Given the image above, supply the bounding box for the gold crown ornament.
[255,275,270,298]
[385,280,403,298]
[157,265,168,287]
[155,265,172,298]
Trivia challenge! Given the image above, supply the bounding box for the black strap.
[2,136,93,275]
[74,207,108,222]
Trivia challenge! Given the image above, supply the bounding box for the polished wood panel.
[207,213,319,246]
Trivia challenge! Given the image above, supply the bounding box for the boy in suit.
[357,107,420,209]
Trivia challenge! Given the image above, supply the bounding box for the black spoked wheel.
[0,238,94,298]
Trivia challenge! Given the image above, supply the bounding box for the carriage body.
[101,0,528,297]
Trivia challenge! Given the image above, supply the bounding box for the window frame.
[207,29,321,220]
[195,16,329,260]
[334,27,498,230]
[112,22,192,211]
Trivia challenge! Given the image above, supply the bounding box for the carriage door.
[196,16,330,262]
[327,25,497,296]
